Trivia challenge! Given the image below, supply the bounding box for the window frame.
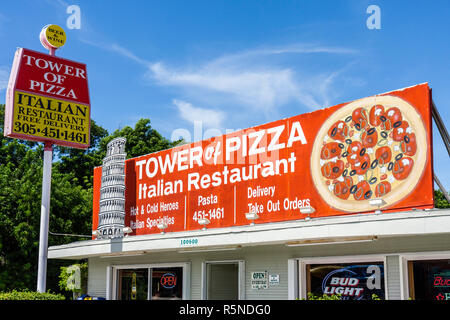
[108,262,191,300]
[296,254,388,300]
[400,251,450,300]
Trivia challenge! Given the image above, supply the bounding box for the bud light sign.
[433,273,450,300]
[324,276,363,297]
[310,263,385,300]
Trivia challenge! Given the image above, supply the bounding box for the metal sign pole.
[36,45,55,293]
[37,141,53,293]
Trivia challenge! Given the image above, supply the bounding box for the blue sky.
[0,0,449,190]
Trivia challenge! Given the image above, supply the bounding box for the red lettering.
[160,274,177,287]
[434,276,450,287]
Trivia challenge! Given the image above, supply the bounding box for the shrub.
[58,262,88,300]
[304,292,383,300]
[0,290,65,300]
[306,292,342,300]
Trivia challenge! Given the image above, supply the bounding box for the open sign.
[160,273,177,289]
[251,272,268,289]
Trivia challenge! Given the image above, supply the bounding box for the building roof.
[48,208,450,260]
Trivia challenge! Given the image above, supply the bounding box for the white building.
[49,207,450,300]
[49,84,450,301]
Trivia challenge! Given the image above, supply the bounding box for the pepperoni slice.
[321,160,345,180]
[333,176,353,200]
[392,121,410,142]
[347,153,362,166]
[346,141,364,166]
[369,105,385,127]
[361,128,378,148]
[393,157,414,180]
[347,141,363,155]
[352,153,371,175]
[328,120,349,141]
[401,133,417,157]
[375,146,392,165]
[352,108,369,130]
[353,181,371,201]
[321,142,342,160]
[382,107,402,131]
[375,181,391,197]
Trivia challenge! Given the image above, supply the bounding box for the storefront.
[112,263,187,300]
[49,207,450,300]
[48,83,450,300]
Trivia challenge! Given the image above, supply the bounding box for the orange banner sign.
[93,83,434,236]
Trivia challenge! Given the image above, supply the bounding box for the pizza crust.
[310,95,428,213]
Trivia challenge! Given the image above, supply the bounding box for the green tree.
[0,105,178,293]
[0,142,93,291]
[0,104,94,291]
[435,189,450,208]
[54,120,108,189]
[99,118,179,159]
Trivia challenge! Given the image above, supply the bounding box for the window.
[113,263,188,300]
[408,259,450,300]
[305,262,385,300]
[151,267,183,300]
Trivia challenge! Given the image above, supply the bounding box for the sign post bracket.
[432,100,450,156]
[431,101,450,203]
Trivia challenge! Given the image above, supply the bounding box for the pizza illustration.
[310,95,428,213]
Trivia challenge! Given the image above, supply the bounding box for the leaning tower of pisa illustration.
[97,137,127,239]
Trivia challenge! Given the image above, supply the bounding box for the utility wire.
[49,230,91,238]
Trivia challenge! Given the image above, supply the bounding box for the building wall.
[87,233,450,299]
[385,255,401,300]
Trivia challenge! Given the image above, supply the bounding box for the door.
[117,268,149,300]
[206,262,239,300]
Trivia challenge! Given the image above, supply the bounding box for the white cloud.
[206,44,357,67]
[0,66,10,91]
[81,40,360,119]
[172,99,225,128]
[78,39,149,65]
[150,62,309,114]
[145,44,358,114]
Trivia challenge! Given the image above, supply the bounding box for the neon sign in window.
[308,262,385,300]
[152,267,183,300]
[411,260,450,300]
